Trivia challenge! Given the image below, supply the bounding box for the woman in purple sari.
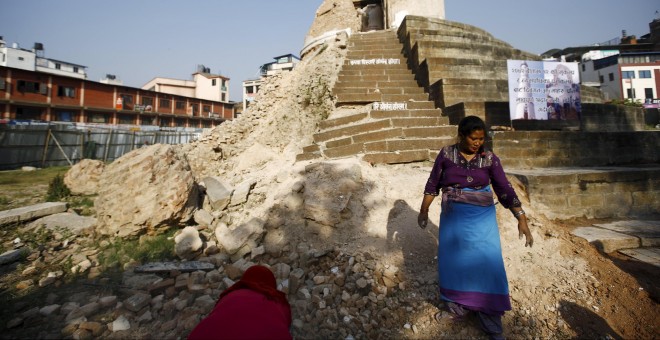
[418,116,533,339]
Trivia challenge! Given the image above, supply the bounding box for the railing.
[0,122,203,170]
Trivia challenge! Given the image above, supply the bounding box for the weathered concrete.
[618,248,660,267]
[508,167,660,220]
[26,212,96,235]
[571,226,640,253]
[593,220,660,247]
[133,261,215,273]
[0,202,67,226]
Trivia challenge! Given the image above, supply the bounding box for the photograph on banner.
[507,60,581,121]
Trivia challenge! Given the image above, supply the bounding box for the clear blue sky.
[1,0,657,102]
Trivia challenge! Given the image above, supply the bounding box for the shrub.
[45,174,71,202]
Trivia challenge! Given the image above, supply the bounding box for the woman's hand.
[517,217,533,247]
[418,211,428,229]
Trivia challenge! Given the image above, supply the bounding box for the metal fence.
[0,123,203,170]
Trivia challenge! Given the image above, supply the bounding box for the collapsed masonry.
[13,0,657,338]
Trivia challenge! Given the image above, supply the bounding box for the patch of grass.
[0,166,70,210]
[98,229,177,269]
[46,174,71,202]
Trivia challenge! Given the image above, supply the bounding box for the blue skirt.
[438,186,511,315]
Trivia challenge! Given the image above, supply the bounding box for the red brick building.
[0,66,233,128]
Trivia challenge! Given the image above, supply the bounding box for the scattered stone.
[111,315,131,332]
[134,261,215,273]
[1,248,26,266]
[124,293,152,312]
[174,226,204,260]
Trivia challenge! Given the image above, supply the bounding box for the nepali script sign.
[507,60,581,121]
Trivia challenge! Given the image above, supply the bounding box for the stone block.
[391,117,439,128]
[363,150,429,164]
[618,248,660,267]
[324,143,365,159]
[203,177,233,211]
[326,137,354,149]
[319,113,368,130]
[0,202,68,226]
[571,226,640,253]
[352,128,404,144]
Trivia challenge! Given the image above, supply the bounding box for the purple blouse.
[423,144,521,209]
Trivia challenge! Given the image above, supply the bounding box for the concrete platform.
[618,248,660,267]
[0,202,68,226]
[571,226,640,253]
[571,220,660,267]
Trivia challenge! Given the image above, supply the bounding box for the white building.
[142,66,230,103]
[241,54,300,111]
[242,79,260,111]
[0,37,87,79]
[581,51,660,102]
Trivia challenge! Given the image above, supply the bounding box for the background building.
[0,37,87,80]
[142,65,230,103]
[241,54,300,111]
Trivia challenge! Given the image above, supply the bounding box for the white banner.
[507,60,581,121]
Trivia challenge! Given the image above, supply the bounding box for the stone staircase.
[397,16,605,124]
[296,30,453,164]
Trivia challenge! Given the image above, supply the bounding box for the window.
[212,79,216,86]
[57,85,75,98]
[191,104,198,115]
[175,119,186,127]
[55,63,61,70]
[645,88,654,99]
[160,98,171,108]
[120,94,133,104]
[55,111,73,122]
[626,88,636,99]
[89,113,109,123]
[0,78,5,90]
[581,64,585,72]
[142,97,153,106]
[639,70,651,79]
[622,71,635,79]
[221,93,226,102]
[118,115,134,125]
[176,101,185,109]
[609,73,614,81]
[18,57,24,61]
[203,105,211,113]
[73,67,79,73]
[599,75,604,83]
[222,80,226,87]
[17,80,41,93]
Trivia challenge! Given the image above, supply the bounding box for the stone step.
[336,93,429,103]
[571,220,660,253]
[362,149,433,164]
[506,166,660,220]
[337,74,417,82]
[619,248,660,267]
[333,87,426,96]
[323,137,453,160]
[320,109,444,130]
[404,29,513,50]
[414,41,534,61]
[350,31,397,40]
[335,80,421,89]
[340,64,411,72]
[313,117,448,143]
[348,41,403,49]
[0,202,68,226]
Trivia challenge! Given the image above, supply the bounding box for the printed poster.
[507,60,581,121]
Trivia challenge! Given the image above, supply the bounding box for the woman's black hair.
[457,115,487,138]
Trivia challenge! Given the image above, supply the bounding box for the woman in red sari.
[188,265,292,340]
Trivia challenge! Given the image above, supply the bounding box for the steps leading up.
[296,29,453,164]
